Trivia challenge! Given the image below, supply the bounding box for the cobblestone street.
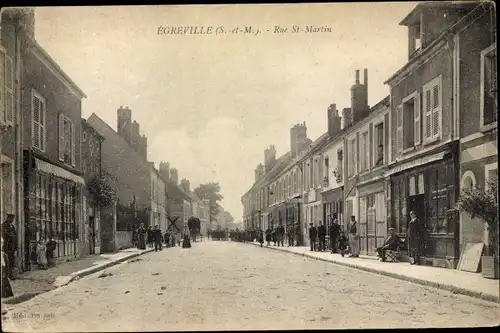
[2,241,499,331]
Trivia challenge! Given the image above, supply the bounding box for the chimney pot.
[355,70,360,84]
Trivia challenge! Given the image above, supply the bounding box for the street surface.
[2,241,498,331]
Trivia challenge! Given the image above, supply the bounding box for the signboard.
[457,242,484,273]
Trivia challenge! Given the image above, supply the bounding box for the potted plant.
[457,174,499,279]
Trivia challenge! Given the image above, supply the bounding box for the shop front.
[23,151,84,270]
[357,179,386,256]
[322,187,344,226]
[388,149,460,268]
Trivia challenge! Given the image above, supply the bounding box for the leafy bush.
[87,172,117,207]
[457,174,498,256]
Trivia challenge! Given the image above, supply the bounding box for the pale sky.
[34,2,417,221]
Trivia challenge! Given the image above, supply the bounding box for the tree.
[193,182,224,223]
[457,174,498,257]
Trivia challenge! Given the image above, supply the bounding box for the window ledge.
[402,146,416,154]
[480,122,497,133]
[423,137,440,146]
[372,165,385,172]
[360,170,370,177]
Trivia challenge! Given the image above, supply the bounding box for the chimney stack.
[159,161,170,181]
[117,106,132,143]
[328,104,341,136]
[170,168,179,185]
[180,179,190,193]
[351,69,369,122]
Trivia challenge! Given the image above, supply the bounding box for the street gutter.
[245,242,499,304]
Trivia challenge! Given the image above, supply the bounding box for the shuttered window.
[396,105,403,154]
[0,47,14,126]
[422,76,442,142]
[32,91,46,152]
[59,113,76,166]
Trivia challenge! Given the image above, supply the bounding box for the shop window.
[480,43,497,130]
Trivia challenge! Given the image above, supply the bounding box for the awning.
[383,151,447,178]
[35,158,85,185]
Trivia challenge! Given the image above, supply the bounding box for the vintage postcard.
[0,2,498,331]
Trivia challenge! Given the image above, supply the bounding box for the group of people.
[132,223,192,250]
[208,229,228,241]
[308,213,350,256]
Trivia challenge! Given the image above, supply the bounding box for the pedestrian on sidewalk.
[318,221,326,251]
[153,225,163,251]
[408,211,424,265]
[377,227,399,262]
[36,239,48,270]
[265,227,272,246]
[309,223,318,251]
[182,228,191,248]
[257,229,264,247]
[147,226,153,248]
[348,216,360,258]
[277,224,285,247]
[286,225,294,247]
[1,237,14,298]
[136,223,146,250]
[132,225,138,248]
[164,231,171,248]
[338,226,348,257]
[46,237,57,267]
[329,213,340,254]
[2,214,18,280]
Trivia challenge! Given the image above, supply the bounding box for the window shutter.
[71,121,76,166]
[396,105,403,153]
[424,89,432,140]
[0,49,5,124]
[40,99,45,151]
[4,55,13,124]
[353,139,357,174]
[414,93,421,145]
[432,85,440,138]
[32,94,40,149]
[59,113,65,161]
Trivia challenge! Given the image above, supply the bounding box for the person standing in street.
[265,227,272,246]
[286,224,294,247]
[153,225,162,251]
[46,237,57,267]
[308,223,318,251]
[137,223,146,250]
[2,214,17,280]
[330,213,341,254]
[277,224,285,247]
[147,226,153,248]
[318,221,326,251]
[348,216,360,257]
[1,237,14,298]
[337,226,348,257]
[408,211,424,265]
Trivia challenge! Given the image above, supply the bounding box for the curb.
[245,242,499,304]
[2,248,155,306]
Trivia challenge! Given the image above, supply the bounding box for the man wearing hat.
[2,214,18,279]
[376,227,400,262]
[308,222,318,251]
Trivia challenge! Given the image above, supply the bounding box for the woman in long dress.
[36,239,48,270]
[1,237,14,298]
[182,228,191,248]
[137,223,146,250]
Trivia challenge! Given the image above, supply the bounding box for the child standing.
[337,226,348,257]
[36,239,48,270]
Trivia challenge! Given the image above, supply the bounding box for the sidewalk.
[2,247,154,305]
[248,241,500,303]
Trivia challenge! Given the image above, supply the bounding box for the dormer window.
[409,22,422,57]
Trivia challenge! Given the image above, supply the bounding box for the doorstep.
[247,241,499,303]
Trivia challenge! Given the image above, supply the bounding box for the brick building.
[81,119,104,255]
[17,20,87,268]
